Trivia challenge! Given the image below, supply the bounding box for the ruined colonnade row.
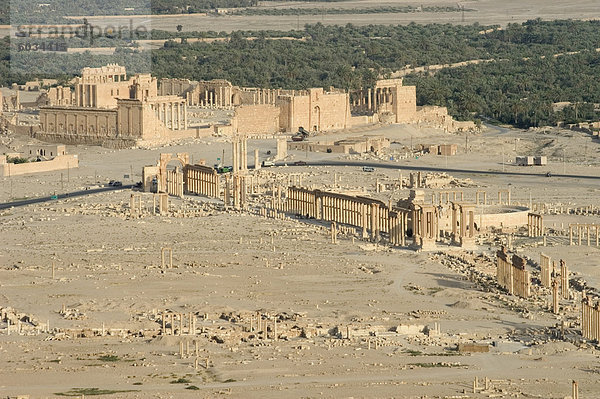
[540,253,552,288]
[185,164,220,199]
[284,186,405,242]
[527,213,543,237]
[231,135,248,174]
[150,100,188,130]
[284,186,477,249]
[496,247,530,299]
[569,223,600,246]
[581,297,600,342]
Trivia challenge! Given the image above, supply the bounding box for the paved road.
[2,159,597,210]
[0,184,134,210]
[276,160,600,181]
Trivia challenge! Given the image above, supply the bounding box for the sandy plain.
[1,121,600,398]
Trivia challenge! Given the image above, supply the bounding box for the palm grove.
[2,19,600,128]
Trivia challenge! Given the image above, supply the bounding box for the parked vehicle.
[362,166,375,172]
[262,160,275,167]
[291,126,310,142]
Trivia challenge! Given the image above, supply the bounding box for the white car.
[262,161,275,167]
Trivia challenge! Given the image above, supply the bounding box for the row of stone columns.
[496,248,530,298]
[436,191,464,204]
[166,168,184,197]
[581,297,600,341]
[539,253,552,288]
[189,87,233,108]
[389,211,408,246]
[185,166,220,198]
[528,213,544,237]
[286,187,316,218]
[153,193,168,215]
[248,312,278,340]
[322,196,378,232]
[498,189,511,205]
[232,136,248,174]
[350,87,394,111]
[284,187,405,243]
[154,101,187,130]
[497,252,514,295]
[231,175,247,209]
[271,183,283,211]
[569,224,600,246]
[130,194,142,217]
[409,172,423,188]
[252,89,278,105]
[162,312,196,335]
[475,191,487,205]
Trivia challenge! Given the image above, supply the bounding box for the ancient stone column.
[331,222,337,244]
[569,225,573,245]
[254,149,260,170]
[232,139,239,173]
[560,260,569,299]
[242,138,248,171]
[361,203,368,239]
[587,225,591,246]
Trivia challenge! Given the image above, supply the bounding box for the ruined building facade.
[27,65,475,148]
[37,64,188,148]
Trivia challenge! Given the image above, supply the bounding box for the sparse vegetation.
[7,157,29,164]
[408,362,462,368]
[170,377,192,384]
[232,6,472,16]
[3,20,600,127]
[55,388,139,396]
[97,355,120,362]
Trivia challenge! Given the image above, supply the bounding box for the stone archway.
[312,106,321,131]
[158,152,189,195]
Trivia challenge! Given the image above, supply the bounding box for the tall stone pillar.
[232,139,239,173]
[170,103,175,129]
[183,103,188,129]
[370,203,378,240]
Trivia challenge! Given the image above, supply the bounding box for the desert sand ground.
[2,0,600,37]
[1,121,600,398]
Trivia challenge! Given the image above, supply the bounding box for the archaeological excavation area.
[1,124,600,398]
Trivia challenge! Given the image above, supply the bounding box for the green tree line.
[2,20,600,127]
